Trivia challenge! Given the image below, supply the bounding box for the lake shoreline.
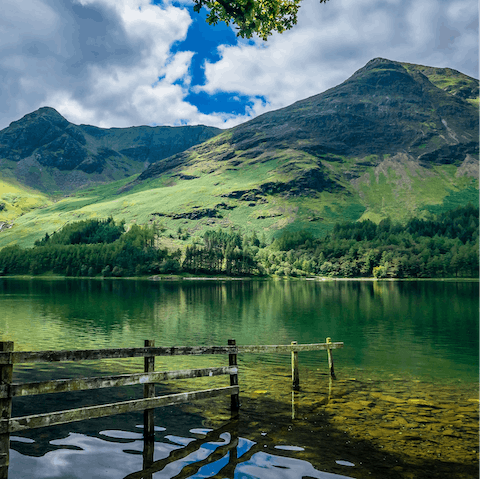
[0,273,478,282]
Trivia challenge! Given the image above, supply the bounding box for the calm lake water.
[0,278,478,479]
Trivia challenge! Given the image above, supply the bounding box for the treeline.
[263,204,479,278]
[34,218,126,246]
[0,218,262,277]
[0,205,478,279]
[182,229,262,275]
[0,218,180,277]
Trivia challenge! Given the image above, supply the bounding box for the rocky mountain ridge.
[0,108,221,192]
[134,58,478,185]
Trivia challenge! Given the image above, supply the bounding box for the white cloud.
[447,0,478,22]
[0,0,204,129]
[1,0,59,42]
[198,0,479,124]
[46,0,195,127]
[0,0,477,132]
[161,51,195,85]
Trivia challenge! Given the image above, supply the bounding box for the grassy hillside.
[402,62,479,106]
[0,151,477,250]
[0,58,477,250]
[0,179,51,229]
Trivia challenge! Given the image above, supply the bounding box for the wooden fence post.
[0,342,13,479]
[291,341,299,391]
[143,340,155,438]
[326,337,336,379]
[228,340,239,412]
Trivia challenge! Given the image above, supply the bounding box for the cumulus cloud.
[199,0,479,120]
[0,0,477,131]
[1,0,203,129]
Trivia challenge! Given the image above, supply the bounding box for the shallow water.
[0,278,478,478]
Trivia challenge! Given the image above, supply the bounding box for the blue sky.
[0,0,478,130]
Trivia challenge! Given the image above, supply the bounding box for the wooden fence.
[0,338,343,479]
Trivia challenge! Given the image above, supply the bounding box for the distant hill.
[0,58,478,249]
[0,107,222,193]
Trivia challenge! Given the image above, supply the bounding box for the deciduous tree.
[194,0,329,40]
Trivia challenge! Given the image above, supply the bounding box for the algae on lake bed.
[322,378,479,469]
[188,367,479,479]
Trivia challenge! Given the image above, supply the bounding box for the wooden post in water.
[228,340,239,412]
[143,340,155,437]
[326,337,336,379]
[291,341,300,391]
[0,342,13,479]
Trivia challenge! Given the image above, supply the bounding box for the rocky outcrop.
[152,207,223,220]
[261,167,343,196]
[135,152,188,182]
[418,141,479,167]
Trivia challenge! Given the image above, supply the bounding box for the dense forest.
[0,205,478,278]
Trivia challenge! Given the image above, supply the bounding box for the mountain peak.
[0,106,222,192]
[9,106,68,128]
[135,57,478,189]
[363,57,404,69]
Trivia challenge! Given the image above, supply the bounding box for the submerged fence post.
[291,341,299,391]
[326,337,336,379]
[228,340,239,412]
[143,340,155,438]
[0,341,13,479]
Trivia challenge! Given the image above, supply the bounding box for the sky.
[1,0,478,131]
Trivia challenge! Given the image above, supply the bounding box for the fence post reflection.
[215,417,239,478]
[291,390,299,419]
[142,339,155,479]
[124,419,240,479]
[142,434,154,479]
[328,375,333,403]
[0,341,13,479]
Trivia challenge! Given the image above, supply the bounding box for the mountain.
[133,58,478,187]
[0,58,478,248]
[0,107,222,193]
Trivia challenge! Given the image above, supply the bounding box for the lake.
[0,278,478,479]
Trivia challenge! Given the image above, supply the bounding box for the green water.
[1,278,477,381]
[0,278,478,479]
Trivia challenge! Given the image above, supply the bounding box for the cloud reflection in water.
[8,430,355,479]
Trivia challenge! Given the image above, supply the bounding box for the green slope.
[0,179,52,231]
[0,58,478,249]
[0,150,477,250]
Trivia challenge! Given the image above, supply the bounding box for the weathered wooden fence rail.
[0,338,343,479]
